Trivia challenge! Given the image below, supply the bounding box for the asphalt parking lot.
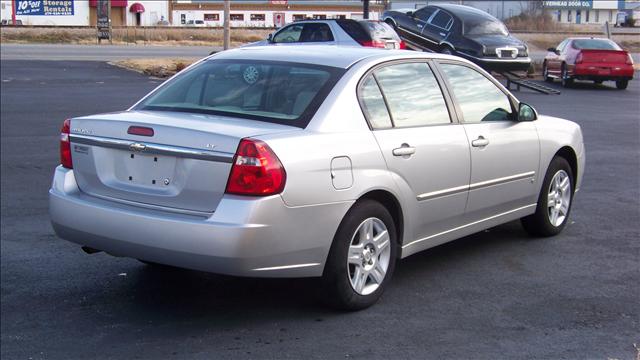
[1,59,638,360]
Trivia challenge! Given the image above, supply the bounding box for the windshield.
[572,39,621,50]
[137,59,344,127]
[464,19,509,36]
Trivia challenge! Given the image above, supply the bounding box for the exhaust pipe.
[81,246,102,254]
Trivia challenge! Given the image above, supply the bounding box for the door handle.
[471,136,490,147]
[392,144,416,157]
[417,24,423,28]
[439,32,446,37]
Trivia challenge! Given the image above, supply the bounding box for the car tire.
[322,199,398,311]
[521,156,574,237]
[561,64,573,88]
[616,79,629,89]
[543,62,553,82]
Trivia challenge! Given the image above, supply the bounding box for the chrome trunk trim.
[70,134,234,163]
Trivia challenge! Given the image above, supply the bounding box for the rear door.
[436,61,540,221]
[359,61,470,242]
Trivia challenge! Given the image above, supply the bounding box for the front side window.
[372,62,450,128]
[413,7,436,22]
[439,63,513,123]
[137,60,344,128]
[273,24,303,43]
[273,23,334,43]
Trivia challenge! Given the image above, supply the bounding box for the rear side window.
[137,59,344,128]
[359,76,392,129]
[337,19,370,43]
[430,10,453,30]
[361,62,450,128]
[439,63,513,123]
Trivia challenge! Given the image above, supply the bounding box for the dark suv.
[383,4,531,71]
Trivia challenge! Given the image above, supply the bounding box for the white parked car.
[50,46,585,309]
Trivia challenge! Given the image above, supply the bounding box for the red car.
[543,37,634,89]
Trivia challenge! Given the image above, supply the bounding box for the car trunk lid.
[69,110,298,213]
[578,49,630,64]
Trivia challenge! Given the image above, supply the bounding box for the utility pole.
[363,0,370,20]
[223,0,231,50]
[11,0,16,25]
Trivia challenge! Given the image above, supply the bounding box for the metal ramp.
[499,71,561,95]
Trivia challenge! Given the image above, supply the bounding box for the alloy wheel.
[347,217,391,295]
[547,170,571,227]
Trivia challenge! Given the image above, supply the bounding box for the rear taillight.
[399,41,407,49]
[626,53,634,65]
[575,52,583,64]
[360,40,386,48]
[225,138,286,196]
[60,119,72,169]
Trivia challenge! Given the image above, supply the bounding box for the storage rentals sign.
[16,0,74,16]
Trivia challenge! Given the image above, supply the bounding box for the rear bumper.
[573,64,634,80]
[49,166,353,277]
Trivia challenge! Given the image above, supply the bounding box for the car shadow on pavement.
[101,220,534,325]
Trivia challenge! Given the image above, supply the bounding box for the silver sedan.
[49,46,585,310]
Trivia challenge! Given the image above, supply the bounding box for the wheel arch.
[554,146,579,188]
[383,17,398,28]
[357,190,405,254]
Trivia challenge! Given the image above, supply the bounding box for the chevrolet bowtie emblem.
[129,143,146,152]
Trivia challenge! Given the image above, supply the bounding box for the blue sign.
[542,0,593,9]
[15,0,74,16]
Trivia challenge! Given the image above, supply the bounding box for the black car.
[382,4,531,72]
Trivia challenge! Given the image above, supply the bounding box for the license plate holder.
[115,151,177,187]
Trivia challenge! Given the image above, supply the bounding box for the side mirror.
[406,11,414,17]
[518,102,537,121]
[267,33,273,43]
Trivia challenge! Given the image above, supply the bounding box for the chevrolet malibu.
[50,46,585,310]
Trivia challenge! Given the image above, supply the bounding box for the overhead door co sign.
[16,0,75,16]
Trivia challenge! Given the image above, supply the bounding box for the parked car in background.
[50,46,584,310]
[382,4,531,72]
[248,19,405,49]
[543,37,634,89]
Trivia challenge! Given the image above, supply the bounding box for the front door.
[424,9,453,45]
[358,61,471,244]
[437,62,540,221]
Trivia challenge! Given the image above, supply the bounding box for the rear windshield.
[572,39,621,50]
[360,21,401,41]
[136,59,345,128]
[464,19,508,36]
